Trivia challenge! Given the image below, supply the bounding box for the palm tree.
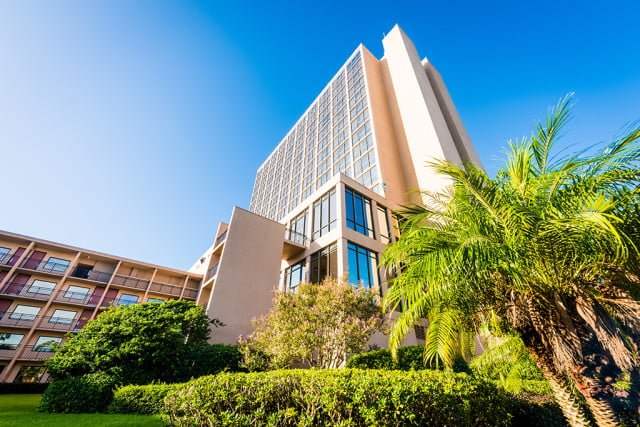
[382,95,640,426]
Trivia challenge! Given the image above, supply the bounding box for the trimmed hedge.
[39,372,117,413]
[164,369,522,426]
[109,383,180,414]
[346,345,473,371]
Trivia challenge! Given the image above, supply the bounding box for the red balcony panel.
[22,251,46,270]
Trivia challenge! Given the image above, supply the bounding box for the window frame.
[311,188,337,241]
[345,187,374,238]
[309,243,338,284]
[347,242,379,291]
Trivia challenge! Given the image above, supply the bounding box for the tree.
[241,278,385,369]
[382,95,640,426]
[46,300,213,384]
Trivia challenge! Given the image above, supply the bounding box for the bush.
[347,345,469,371]
[0,383,48,394]
[39,372,117,413]
[109,383,180,414]
[179,344,243,379]
[163,369,560,426]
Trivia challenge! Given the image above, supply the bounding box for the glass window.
[64,285,90,301]
[14,365,47,383]
[10,305,40,321]
[284,261,305,291]
[42,257,70,273]
[0,333,24,349]
[118,294,139,306]
[0,247,10,257]
[312,189,337,240]
[33,336,62,352]
[345,187,374,237]
[377,206,391,244]
[146,298,164,304]
[27,280,55,296]
[288,211,307,245]
[309,243,338,283]
[347,242,379,290]
[50,309,77,324]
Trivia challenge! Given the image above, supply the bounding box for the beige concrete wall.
[381,25,464,200]
[205,207,285,344]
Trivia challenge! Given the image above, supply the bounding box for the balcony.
[182,288,198,300]
[71,268,113,283]
[53,287,97,306]
[38,315,81,332]
[0,283,53,301]
[147,281,182,297]
[214,230,227,247]
[110,274,149,291]
[283,228,307,259]
[22,259,69,275]
[205,262,219,281]
[0,347,18,360]
[18,345,55,361]
[0,311,38,328]
[0,251,21,268]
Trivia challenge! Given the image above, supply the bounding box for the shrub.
[347,345,469,372]
[179,344,243,379]
[163,369,560,426]
[39,372,117,413]
[109,383,180,414]
[243,279,385,369]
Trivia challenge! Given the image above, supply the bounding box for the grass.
[0,394,163,427]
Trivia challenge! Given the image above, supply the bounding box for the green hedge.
[109,383,180,414]
[346,345,471,371]
[163,369,529,426]
[39,372,117,413]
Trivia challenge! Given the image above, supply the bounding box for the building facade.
[195,25,479,346]
[0,25,479,382]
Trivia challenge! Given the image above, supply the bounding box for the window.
[33,336,62,352]
[309,243,338,283]
[0,333,24,349]
[288,211,307,245]
[9,305,40,321]
[26,280,55,296]
[42,257,70,273]
[377,206,391,244]
[284,261,305,291]
[118,294,139,306]
[49,309,77,324]
[311,189,336,240]
[64,285,90,301]
[0,247,10,258]
[347,242,379,289]
[146,298,164,304]
[345,187,374,237]
[14,366,47,383]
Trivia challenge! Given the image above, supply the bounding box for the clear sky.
[1,1,639,269]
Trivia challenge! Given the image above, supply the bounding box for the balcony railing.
[19,345,56,361]
[110,274,149,291]
[53,287,96,306]
[0,283,53,301]
[148,281,182,296]
[0,311,38,328]
[214,230,227,247]
[0,347,17,359]
[182,288,198,300]
[285,228,307,246]
[71,269,113,283]
[38,315,81,332]
[22,259,69,275]
[205,262,219,280]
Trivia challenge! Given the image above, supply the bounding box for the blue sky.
[1,1,639,269]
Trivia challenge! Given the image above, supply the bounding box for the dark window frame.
[345,187,374,238]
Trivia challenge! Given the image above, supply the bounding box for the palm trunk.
[570,372,620,427]
[541,367,593,427]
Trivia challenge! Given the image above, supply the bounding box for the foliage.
[241,279,385,369]
[346,345,469,371]
[46,300,213,384]
[382,94,640,425]
[109,383,180,415]
[0,394,162,427]
[162,368,560,426]
[38,372,117,413]
[178,343,243,378]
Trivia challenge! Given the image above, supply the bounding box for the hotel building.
[0,25,479,382]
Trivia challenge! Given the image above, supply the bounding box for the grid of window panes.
[283,261,305,291]
[249,49,383,222]
[347,242,379,290]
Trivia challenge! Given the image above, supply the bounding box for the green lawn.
[0,394,163,427]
